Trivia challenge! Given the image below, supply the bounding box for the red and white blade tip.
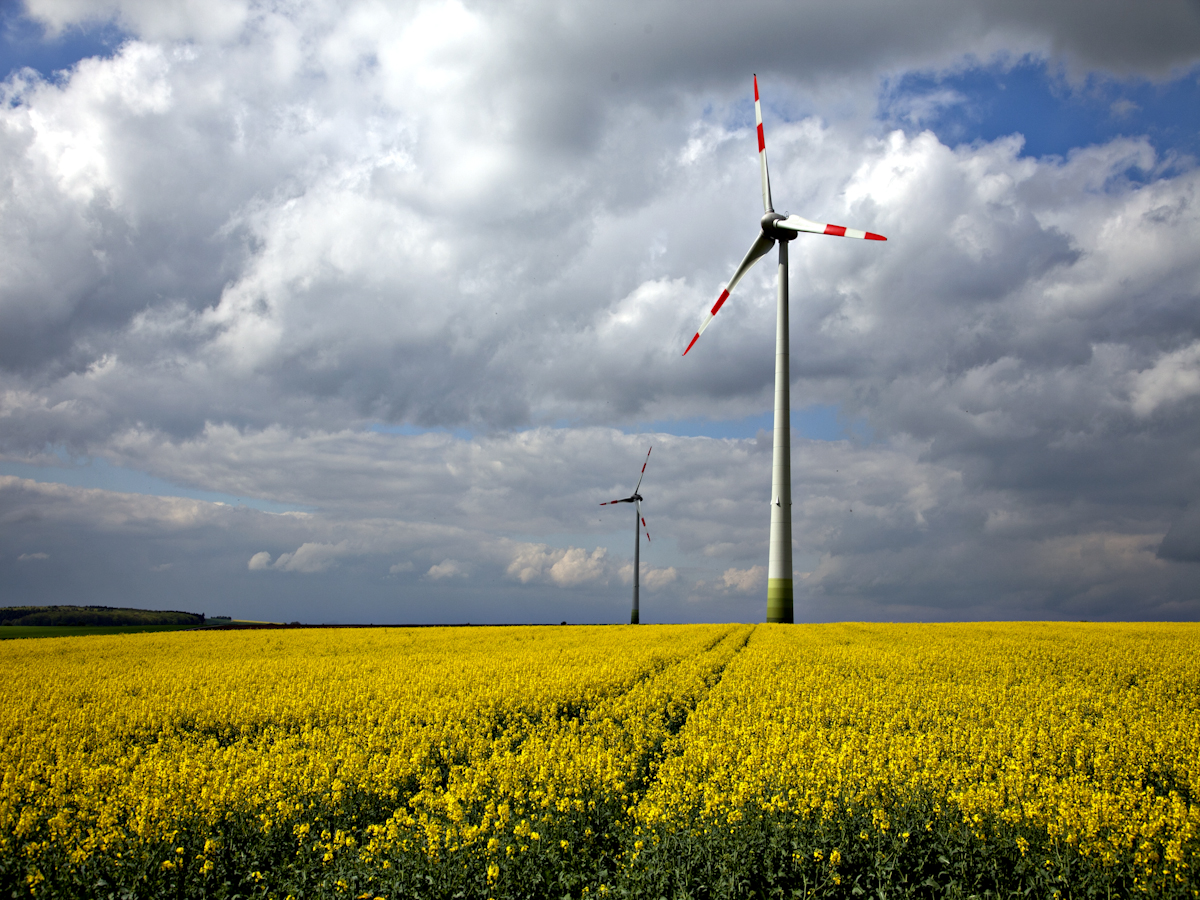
[753,74,772,212]
[825,224,886,241]
[634,446,651,492]
[777,214,886,241]
[753,77,764,153]
[682,287,728,356]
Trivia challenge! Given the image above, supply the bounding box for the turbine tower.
[600,447,652,624]
[683,76,886,624]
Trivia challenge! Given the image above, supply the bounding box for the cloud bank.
[2,0,1199,622]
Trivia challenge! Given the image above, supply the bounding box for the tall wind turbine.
[683,76,886,625]
[600,447,652,624]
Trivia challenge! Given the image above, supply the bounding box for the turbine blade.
[633,446,651,493]
[775,213,886,241]
[683,232,775,356]
[754,74,773,213]
[600,497,635,505]
[637,499,650,543]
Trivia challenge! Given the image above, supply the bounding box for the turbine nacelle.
[602,493,643,505]
[760,212,793,243]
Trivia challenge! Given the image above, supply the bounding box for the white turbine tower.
[600,447,652,624]
[683,76,887,624]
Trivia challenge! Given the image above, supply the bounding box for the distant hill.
[0,605,204,627]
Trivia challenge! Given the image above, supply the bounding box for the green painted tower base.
[630,609,639,624]
[766,578,793,624]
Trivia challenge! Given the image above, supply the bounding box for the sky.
[2,0,1199,624]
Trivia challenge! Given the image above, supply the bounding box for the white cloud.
[548,547,608,587]
[507,544,610,587]
[247,541,352,573]
[271,541,351,573]
[426,559,466,580]
[643,566,678,589]
[18,552,50,561]
[617,561,678,590]
[722,565,765,593]
[1130,342,1200,417]
[388,560,414,574]
[27,0,250,42]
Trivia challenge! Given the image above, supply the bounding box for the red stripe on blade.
[683,333,700,356]
[757,123,765,152]
[865,232,887,241]
[710,289,730,316]
[753,75,759,101]
[824,224,847,237]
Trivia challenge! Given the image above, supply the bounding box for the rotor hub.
[760,211,795,242]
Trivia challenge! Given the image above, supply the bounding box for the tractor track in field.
[627,624,757,799]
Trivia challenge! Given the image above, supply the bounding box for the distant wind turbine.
[600,447,652,624]
[682,75,887,624]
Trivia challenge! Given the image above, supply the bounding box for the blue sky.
[0,4,126,81]
[881,57,1200,165]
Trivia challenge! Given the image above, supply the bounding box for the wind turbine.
[600,447,652,624]
[682,76,886,625]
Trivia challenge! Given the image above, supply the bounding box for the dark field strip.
[1,790,1169,900]
[1,621,646,639]
[0,623,229,640]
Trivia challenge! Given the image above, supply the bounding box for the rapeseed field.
[1,623,1196,897]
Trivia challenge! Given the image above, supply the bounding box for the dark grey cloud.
[1159,505,1200,564]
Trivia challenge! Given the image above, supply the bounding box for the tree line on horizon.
[0,605,205,627]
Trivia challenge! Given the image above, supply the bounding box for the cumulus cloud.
[643,566,678,589]
[17,552,50,561]
[3,0,1200,622]
[26,0,249,42]
[425,559,466,580]
[272,541,351,573]
[246,542,351,573]
[1130,342,1200,417]
[723,565,766,593]
[614,560,677,587]
[507,544,610,587]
